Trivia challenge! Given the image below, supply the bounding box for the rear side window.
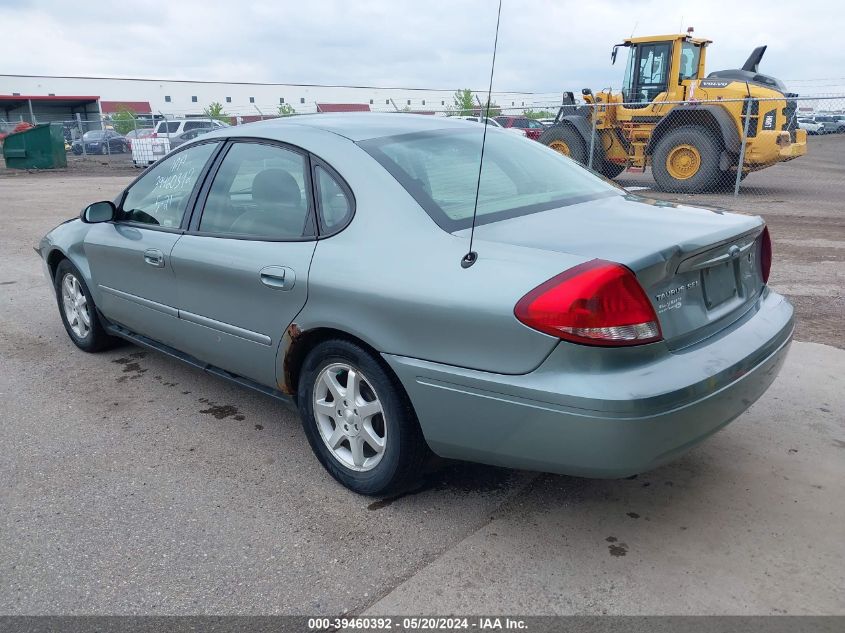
[314,166,353,233]
[184,121,211,131]
[198,142,312,239]
[120,142,219,228]
[156,121,179,134]
[360,128,615,231]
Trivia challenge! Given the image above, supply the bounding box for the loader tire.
[651,125,722,193]
[598,161,625,179]
[540,125,587,164]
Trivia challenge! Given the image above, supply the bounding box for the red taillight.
[760,226,772,284]
[514,260,662,347]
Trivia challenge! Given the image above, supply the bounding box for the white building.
[0,74,561,122]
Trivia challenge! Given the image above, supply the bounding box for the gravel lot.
[0,138,842,616]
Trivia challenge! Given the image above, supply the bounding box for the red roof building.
[100,100,152,114]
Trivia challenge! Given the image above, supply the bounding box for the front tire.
[540,125,587,164]
[54,259,115,353]
[651,125,722,193]
[297,339,428,495]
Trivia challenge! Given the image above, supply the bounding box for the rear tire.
[540,125,587,164]
[651,125,722,193]
[297,339,429,496]
[54,259,116,353]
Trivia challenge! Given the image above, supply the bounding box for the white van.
[154,118,228,139]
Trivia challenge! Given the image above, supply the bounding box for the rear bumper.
[385,288,794,478]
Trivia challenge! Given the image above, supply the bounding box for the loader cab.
[618,35,709,108]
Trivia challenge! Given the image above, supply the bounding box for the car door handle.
[259,266,295,290]
[143,248,165,268]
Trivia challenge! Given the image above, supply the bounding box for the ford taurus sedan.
[37,113,794,495]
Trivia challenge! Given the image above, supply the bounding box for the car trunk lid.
[459,193,767,348]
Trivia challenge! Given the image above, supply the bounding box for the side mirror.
[80,201,116,224]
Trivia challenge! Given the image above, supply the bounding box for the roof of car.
[231,112,478,142]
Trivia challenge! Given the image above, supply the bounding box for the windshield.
[360,128,617,232]
[82,131,105,140]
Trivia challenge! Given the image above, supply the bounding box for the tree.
[278,103,296,117]
[479,98,501,118]
[206,102,228,122]
[523,108,556,120]
[449,88,475,116]
[111,107,137,135]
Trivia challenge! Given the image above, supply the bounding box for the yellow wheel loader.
[540,31,807,193]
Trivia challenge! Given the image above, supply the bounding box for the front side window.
[198,142,312,239]
[314,166,353,232]
[622,42,672,105]
[120,142,219,228]
[361,128,616,232]
[621,45,636,102]
[636,43,671,102]
[680,42,701,80]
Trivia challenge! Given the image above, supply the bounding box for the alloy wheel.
[61,273,91,339]
[313,362,387,472]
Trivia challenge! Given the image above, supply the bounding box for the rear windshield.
[360,128,617,231]
[184,120,213,131]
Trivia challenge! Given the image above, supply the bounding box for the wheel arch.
[46,246,95,293]
[279,324,403,402]
[46,248,68,281]
[646,105,740,155]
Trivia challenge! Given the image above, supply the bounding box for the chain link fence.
[4,94,842,197]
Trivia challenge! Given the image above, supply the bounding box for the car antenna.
[461,0,502,269]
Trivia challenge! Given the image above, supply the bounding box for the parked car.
[124,128,156,149]
[495,115,546,140]
[812,115,845,134]
[797,118,825,135]
[168,127,212,149]
[448,115,527,137]
[154,118,228,139]
[71,130,129,155]
[38,114,793,496]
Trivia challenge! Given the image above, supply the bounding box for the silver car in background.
[38,114,793,495]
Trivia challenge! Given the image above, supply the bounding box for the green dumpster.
[2,123,67,170]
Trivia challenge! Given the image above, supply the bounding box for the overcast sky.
[2,0,844,98]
